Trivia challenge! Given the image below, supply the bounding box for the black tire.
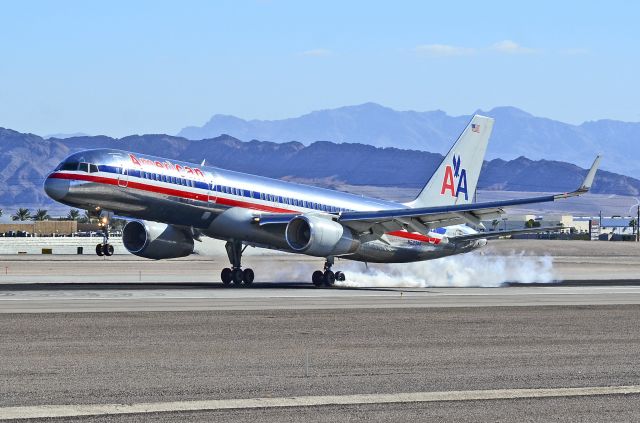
[335,271,345,282]
[323,270,335,287]
[96,244,104,257]
[104,244,114,256]
[242,268,255,285]
[221,268,232,285]
[232,268,244,285]
[312,270,324,287]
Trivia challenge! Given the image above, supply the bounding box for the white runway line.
[1,385,639,420]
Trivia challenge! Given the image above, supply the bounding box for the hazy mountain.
[45,132,90,139]
[178,103,639,178]
[0,128,638,210]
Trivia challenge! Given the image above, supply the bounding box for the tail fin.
[405,114,494,208]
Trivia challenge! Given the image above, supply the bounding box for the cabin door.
[118,167,129,188]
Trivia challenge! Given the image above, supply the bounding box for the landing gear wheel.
[96,244,104,257]
[323,270,335,287]
[242,268,255,285]
[312,270,324,287]
[104,244,114,256]
[335,271,345,282]
[231,268,244,285]
[221,268,232,286]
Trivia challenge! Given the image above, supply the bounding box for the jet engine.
[285,215,359,257]
[122,220,194,260]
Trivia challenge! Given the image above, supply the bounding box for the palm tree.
[32,209,50,221]
[12,208,31,221]
[67,209,81,221]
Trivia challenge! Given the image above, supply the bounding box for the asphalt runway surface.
[1,240,640,421]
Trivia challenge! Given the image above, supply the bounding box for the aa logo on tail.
[440,155,468,200]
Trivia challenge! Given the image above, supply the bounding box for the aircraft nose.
[44,176,70,201]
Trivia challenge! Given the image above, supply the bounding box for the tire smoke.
[333,253,556,288]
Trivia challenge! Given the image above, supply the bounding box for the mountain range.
[1,127,639,209]
[178,103,639,179]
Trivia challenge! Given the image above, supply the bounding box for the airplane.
[43,115,601,287]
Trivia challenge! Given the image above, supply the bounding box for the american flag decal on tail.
[471,123,480,133]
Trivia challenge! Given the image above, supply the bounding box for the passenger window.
[89,164,99,173]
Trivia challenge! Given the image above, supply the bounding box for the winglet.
[555,155,601,199]
[579,155,601,192]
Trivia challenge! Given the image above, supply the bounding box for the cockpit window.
[89,164,99,173]
[60,162,80,171]
[78,163,89,173]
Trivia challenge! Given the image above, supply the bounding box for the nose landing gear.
[312,257,346,287]
[220,240,255,286]
[95,212,114,257]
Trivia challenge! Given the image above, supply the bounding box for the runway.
[1,306,640,421]
[1,240,640,421]
[2,284,640,313]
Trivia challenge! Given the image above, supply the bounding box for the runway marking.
[1,385,639,420]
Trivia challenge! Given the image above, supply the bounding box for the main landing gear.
[95,214,114,257]
[220,240,255,286]
[311,257,346,287]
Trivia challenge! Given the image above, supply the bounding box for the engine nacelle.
[285,215,359,257]
[122,220,194,260]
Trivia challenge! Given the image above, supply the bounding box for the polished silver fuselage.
[45,149,482,263]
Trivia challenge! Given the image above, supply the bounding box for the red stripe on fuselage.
[49,171,441,243]
[49,172,297,214]
[387,230,442,244]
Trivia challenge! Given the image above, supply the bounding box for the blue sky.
[1,0,638,137]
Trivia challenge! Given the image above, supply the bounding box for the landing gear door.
[118,167,128,188]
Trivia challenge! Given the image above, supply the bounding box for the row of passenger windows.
[57,161,347,213]
[213,184,347,213]
[139,170,196,188]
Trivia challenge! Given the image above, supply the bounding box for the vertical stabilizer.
[405,114,494,208]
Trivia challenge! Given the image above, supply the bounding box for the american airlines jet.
[44,115,600,287]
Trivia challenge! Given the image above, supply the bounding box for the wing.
[334,156,600,237]
[254,156,600,241]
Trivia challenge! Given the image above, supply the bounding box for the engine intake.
[285,215,359,257]
[122,220,194,259]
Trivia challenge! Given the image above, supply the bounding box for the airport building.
[0,221,78,237]
[484,214,589,234]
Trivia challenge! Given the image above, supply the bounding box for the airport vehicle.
[44,115,600,286]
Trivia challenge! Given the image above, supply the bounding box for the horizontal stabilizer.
[447,226,565,243]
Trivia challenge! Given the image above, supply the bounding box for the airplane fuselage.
[44,148,483,263]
